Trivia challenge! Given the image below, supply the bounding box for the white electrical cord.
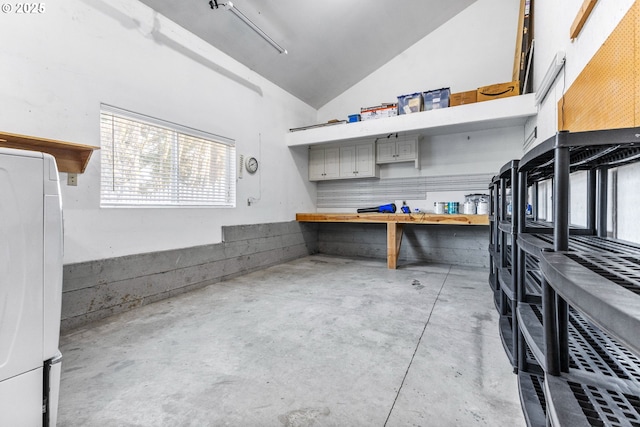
[247,133,262,206]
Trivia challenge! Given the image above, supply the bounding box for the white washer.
[0,148,63,426]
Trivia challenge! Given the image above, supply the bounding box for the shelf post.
[510,165,520,369]
[516,250,529,373]
[500,177,508,269]
[597,167,608,238]
[511,165,520,235]
[557,295,569,372]
[492,180,501,263]
[542,277,560,376]
[586,169,597,234]
[518,171,528,234]
[553,132,570,252]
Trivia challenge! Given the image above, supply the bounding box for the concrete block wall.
[61,219,487,332]
[317,223,489,268]
[61,221,318,332]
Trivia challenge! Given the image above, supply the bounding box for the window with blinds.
[100,105,236,207]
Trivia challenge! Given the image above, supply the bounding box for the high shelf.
[490,127,640,426]
[286,94,536,147]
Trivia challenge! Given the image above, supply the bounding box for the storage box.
[477,81,520,102]
[360,104,397,120]
[397,93,423,115]
[423,88,451,110]
[348,114,361,123]
[449,90,478,106]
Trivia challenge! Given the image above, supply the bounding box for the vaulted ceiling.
[137,0,477,109]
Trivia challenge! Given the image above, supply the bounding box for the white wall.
[532,0,639,242]
[0,0,317,263]
[433,128,520,176]
[314,0,525,206]
[533,0,636,141]
[4,0,638,264]
[308,0,524,210]
[391,126,525,178]
[318,0,520,123]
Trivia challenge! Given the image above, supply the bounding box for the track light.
[212,1,287,55]
[535,51,566,106]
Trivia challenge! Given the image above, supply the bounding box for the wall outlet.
[67,173,78,186]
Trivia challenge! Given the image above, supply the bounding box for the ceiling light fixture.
[209,1,287,55]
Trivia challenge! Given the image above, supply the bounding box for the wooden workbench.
[296,212,489,269]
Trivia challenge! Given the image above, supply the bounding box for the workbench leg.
[387,223,403,269]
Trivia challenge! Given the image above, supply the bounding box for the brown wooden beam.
[570,0,598,40]
[386,223,404,269]
[295,212,489,226]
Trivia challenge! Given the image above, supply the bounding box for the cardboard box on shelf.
[449,90,478,106]
[477,81,520,102]
[360,104,398,121]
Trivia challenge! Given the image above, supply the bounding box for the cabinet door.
[323,147,340,179]
[310,144,377,181]
[339,145,357,178]
[355,143,376,177]
[396,139,417,161]
[376,141,396,162]
[309,148,326,181]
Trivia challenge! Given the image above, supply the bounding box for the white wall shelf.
[286,93,537,147]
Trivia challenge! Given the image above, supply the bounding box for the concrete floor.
[58,255,525,426]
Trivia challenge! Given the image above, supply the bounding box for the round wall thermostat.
[245,156,259,174]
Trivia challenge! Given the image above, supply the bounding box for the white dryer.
[0,147,63,426]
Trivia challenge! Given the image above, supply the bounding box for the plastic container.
[397,93,423,115]
[463,201,477,214]
[477,199,489,215]
[423,88,451,111]
[465,193,489,204]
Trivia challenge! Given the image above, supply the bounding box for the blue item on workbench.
[357,203,397,213]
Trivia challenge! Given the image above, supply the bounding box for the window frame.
[100,104,236,208]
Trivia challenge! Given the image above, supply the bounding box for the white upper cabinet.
[309,142,378,181]
[308,146,340,181]
[339,142,378,179]
[376,135,419,168]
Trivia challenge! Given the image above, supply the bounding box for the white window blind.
[100,105,235,207]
